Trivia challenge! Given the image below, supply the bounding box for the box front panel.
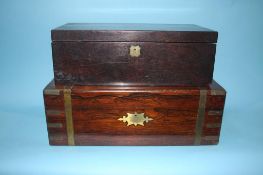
[72,107,199,135]
[70,91,200,145]
[52,42,215,86]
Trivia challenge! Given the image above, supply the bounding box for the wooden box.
[43,80,226,146]
[52,23,217,86]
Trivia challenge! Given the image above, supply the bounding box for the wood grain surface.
[43,80,226,146]
[51,23,217,86]
[52,42,216,86]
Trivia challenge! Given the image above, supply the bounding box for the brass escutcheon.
[129,45,141,57]
[118,112,153,126]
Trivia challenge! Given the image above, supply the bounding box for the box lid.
[51,23,218,43]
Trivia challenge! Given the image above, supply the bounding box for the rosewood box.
[43,80,226,146]
[52,23,218,86]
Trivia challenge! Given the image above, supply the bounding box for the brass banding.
[208,110,223,116]
[47,123,63,128]
[202,136,219,141]
[206,123,221,128]
[210,90,226,96]
[194,90,207,145]
[46,110,64,116]
[63,89,75,146]
[44,89,60,96]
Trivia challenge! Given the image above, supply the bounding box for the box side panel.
[201,94,226,145]
[43,88,68,145]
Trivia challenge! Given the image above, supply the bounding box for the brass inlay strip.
[210,90,226,96]
[194,90,207,145]
[46,110,64,116]
[63,89,75,146]
[44,89,60,95]
[208,110,223,116]
[49,135,64,141]
[203,136,219,141]
[47,123,63,128]
[206,123,221,128]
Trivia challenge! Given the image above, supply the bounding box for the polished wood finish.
[52,23,217,86]
[52,23,218,42]
[43,80,226,146]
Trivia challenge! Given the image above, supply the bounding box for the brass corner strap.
[63,88,75,146]
[194,90,207,145]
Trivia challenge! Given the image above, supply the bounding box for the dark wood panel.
[204,113,222,124]
[200,136,219,145]
[48,133,68,145]
[74,134,195,146]
[52,23,217,43]
[71,92,200,109]
[48,127,67,134]
[72,108,197,135]
[202,127,221,136]
[206,95,226,110]
[45,79,225,95]
[52,42,215,86]
[43,95,64,109]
